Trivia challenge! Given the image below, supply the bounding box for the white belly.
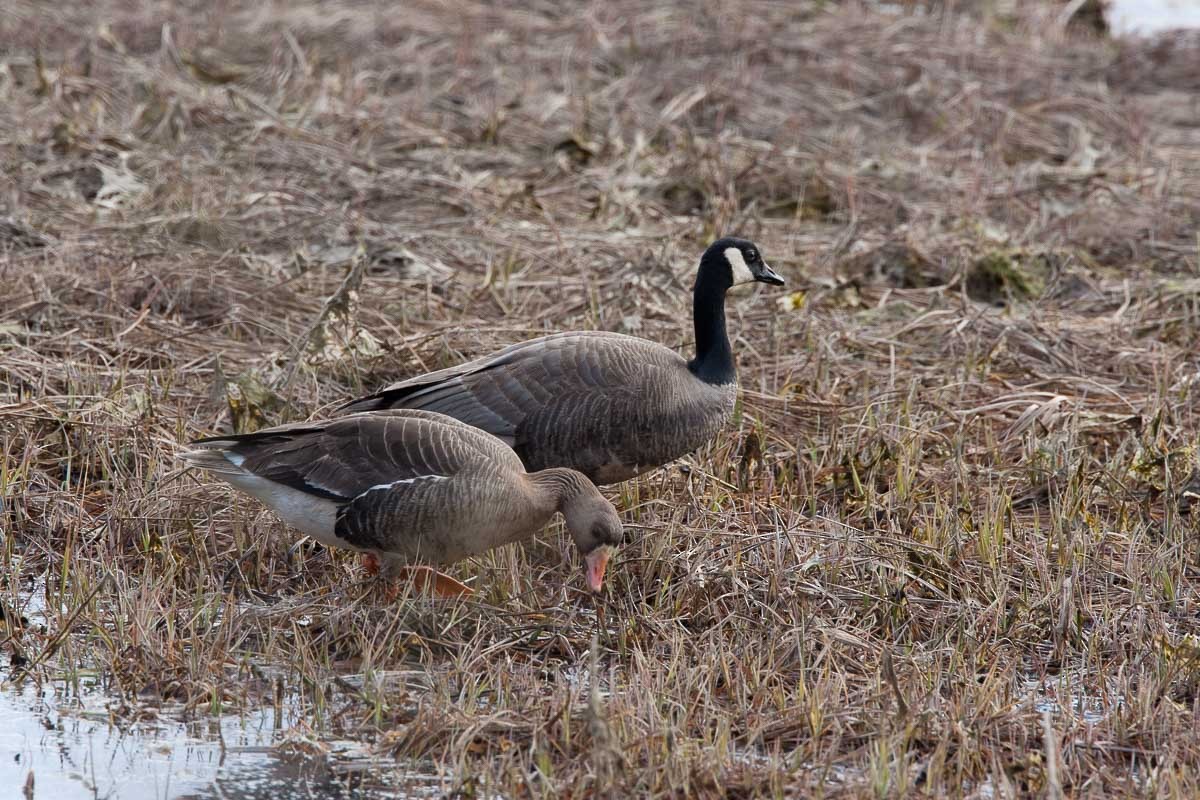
[221,472,349,549]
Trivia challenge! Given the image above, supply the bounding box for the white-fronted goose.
[339,237,784,484]
[181,410,622,595]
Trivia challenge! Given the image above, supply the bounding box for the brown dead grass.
[3,0,1200,796]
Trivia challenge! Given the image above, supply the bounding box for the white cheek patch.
[725,247,755,285]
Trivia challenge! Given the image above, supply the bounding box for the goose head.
[702,236,785,290]
[561,487,623,593]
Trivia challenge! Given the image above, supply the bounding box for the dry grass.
[3,0,1200,796]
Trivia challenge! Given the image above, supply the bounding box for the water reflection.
[0,680,440,799]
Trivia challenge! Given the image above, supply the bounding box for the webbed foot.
[384,565,473,600]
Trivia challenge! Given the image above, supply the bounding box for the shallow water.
[2,679,301,799]
[1,567,449,799]
[0,678,443,799]
[1024,673,1118,725]
[1106,0,1200,37]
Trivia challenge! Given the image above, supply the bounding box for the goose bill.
[755,262,785,286]
[585,545,614,592]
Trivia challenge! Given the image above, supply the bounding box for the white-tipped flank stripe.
[364,475,448,493]
[301,477,346,496]
[725,247,754,285]
[226,452,246,467]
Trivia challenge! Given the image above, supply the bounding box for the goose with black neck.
[339,237,785,485]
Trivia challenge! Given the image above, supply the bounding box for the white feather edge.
[364,475,448,492]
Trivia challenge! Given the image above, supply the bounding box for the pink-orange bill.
[585,546,612,593]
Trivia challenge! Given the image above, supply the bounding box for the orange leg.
[382,565,474,600]
[362,552,382,576]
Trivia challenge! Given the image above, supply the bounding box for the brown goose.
[181,410,622,595]
[339,237,784,484]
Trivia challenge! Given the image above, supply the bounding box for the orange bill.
[585,546,613,593]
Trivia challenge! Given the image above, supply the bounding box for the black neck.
[687,263,736,385]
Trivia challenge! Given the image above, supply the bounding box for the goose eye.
[746,250,758,263]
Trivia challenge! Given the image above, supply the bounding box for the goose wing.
[186,410,510,503]
[337,331,686,445]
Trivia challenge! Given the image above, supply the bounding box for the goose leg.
[372,556,473,599]
[392,566,474,599]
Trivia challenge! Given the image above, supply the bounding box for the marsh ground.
[3,1,1200,797]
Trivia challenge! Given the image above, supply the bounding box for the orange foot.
[383,566,474,600]
[363,552,382,576]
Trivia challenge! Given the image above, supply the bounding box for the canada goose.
[180,410,622,596]
[339,237,784,484]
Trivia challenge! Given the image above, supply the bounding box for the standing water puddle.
[0,678,446,799]
[1105,0,1200,37]
[1,572,450,799]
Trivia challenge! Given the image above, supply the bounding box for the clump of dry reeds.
[3,0,1200,795]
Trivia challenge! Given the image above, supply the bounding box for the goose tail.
[179,444,244,477]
